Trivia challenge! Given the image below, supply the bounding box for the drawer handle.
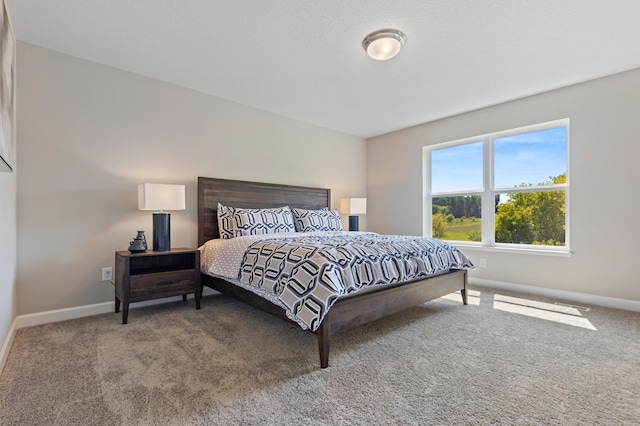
[157,281,174,287]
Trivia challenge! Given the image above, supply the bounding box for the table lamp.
[340,198,367,231]
[138,183,185,251]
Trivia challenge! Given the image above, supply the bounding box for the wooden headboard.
[198,177,331,247]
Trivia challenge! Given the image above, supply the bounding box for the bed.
[196,176,473,368]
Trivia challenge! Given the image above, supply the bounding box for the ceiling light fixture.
[362,29,406,61]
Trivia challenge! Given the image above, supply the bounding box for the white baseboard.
[14,289,218,329]
[469,278,640,312]
[15,301,115,329]
[0,318,18,375]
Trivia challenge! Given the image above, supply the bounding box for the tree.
[495,202,534,243]
[432,204,450,215]
[495,173,566,245]
[433,195,480,218]
[432,213,448,238]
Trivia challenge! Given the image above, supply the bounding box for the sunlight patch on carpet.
[493,294,597,330]
[440,289,481,305]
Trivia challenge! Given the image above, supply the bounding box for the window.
[424,119,569,252]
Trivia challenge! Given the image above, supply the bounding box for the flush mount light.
[362,29,406,61]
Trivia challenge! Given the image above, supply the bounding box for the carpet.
[1,287,639,425]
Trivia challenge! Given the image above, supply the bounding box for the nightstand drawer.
[129,270,195,297]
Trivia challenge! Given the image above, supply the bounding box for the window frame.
[423,119,570,254]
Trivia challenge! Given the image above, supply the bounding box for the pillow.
[233,206,296,237]
[217,203,236,239]
[292,208,343,232]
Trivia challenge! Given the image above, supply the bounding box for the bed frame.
[197,176,468,368]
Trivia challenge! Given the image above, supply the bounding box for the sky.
[430,126,567,193]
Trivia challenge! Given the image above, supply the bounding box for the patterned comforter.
[201,231,474,331]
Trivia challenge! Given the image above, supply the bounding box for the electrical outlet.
[102,267,113,282]
[479,258,487,268]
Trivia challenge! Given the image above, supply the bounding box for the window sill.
[451,243,572,257]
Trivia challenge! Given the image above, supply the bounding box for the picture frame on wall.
[0,0,15,173]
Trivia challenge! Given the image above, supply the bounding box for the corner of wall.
[0,317,17,375]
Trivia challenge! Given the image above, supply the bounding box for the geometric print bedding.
[217,203,297,239]
[232,206,296,237]
[292,208,343,232]
[239,232,475,331]
[217,203,236,239]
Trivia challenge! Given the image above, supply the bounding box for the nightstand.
[114,247,201,324]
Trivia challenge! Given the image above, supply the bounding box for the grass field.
[441,217,481,241]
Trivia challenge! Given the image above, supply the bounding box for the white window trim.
[423,118,570,254]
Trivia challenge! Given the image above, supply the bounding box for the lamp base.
[348,216,359,232]
[153,212,171,251]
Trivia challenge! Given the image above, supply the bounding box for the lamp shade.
[340,198,367,215]
[138,183,186,211]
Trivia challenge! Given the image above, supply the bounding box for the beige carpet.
[1,287,639,425]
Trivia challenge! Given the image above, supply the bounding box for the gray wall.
[16,42,366,315]
[367,68,640,303]
[0,155,17,356]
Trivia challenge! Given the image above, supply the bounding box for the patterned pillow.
[233,206,296,237]
[217,203,236,239]
[292,208,343,232]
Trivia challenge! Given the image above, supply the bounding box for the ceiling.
[7,0,640,138]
